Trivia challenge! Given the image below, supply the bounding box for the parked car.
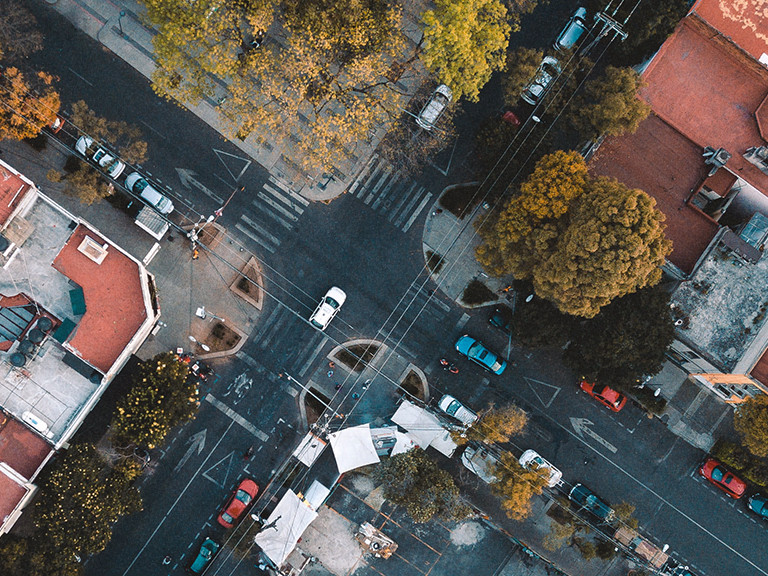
[461,445,500,483]
[568,483,615,522]
[698,458,746,499]
[189,537,219,574]
[521,56,561,105]
[455,335,507,375]
[553,7,589,52]
[579,380,627,412]
[748,494,768,519]
[75,136,126,178]
[49,115,66,134]
[415,84,452,130]
[309,286,346,330]
[438,394,478,426]
[488,305,513,334]
[217,478,259,528]
[519,449,562,487]
[125,171,175,214]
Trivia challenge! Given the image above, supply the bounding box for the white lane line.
[68,67,93,86]
[235,222,277,253]
[205,394,269,441]
[298,334,330,377]
[121,421,235,576]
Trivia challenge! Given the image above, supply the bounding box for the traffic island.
[330,340,382,373]
[189,317,248,360]
[398,364,429,402]
[229,256,264,310]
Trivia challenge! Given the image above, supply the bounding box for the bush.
[711,439,768,487]
[462,280,497,306]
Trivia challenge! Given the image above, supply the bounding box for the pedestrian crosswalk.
[349,156,433,233]
[235,175,308,253]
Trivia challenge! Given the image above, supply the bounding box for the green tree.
[565,286,675,386]
[68,100,148,164]
[49,158,113,205]
[490,452,548,520]
[34,444,142,563]
[0,67,60,141]
[511,294,575,348]
[533,177,671,318]
[476,150,589,276]
[500,46,542,106]
[734,396,768,458]
[110,352,196,449]
[613,501,639,530]
[0,0,44,60]
[464,404,527,444]
[421,0,511,102]
[570,66,651,140]
[375,448,470,523]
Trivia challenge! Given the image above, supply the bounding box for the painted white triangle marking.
[523,377,562,408]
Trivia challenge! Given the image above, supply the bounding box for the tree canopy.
[570,66,651,140]
[375,448,469,523]
[110,352,196,449]
[68,100,148,164]
[464,404,527,444]
[48,159,113,206]
[0,67,60,141]
[0,0,44,60]
[500,46,542,107]
[734,395,768,458]
[421,0,511,102]
[565,286,675,385]
[490,452,547,520]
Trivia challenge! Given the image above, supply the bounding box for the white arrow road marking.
[173,429,208,473]
[175,168,223,203]
[570,417,618,453]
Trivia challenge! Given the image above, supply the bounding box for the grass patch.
[206,322,241,352]
[335,343,380,372]
[426,250,445,275]
[305,387,331,425]
[439,184,480,219]
[462,280,497,306]
[237,276,252,293]
[400,370,425,400]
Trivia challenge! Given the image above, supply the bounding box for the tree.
[490,452,548,520]
[476,150,589,276]
[110,352,196,449]
[421,0,511,102]
[570,66,651,140]
[34,444,142,564]
[565,286,675,386]
[500,46,542,106]
[465,404,527,444]
[734,396,768,458]
[613,501,639,530]
[68,101,148,164]
[49,158,113,205]
[375,448,470,523]
[0,0,44,60]
[0,67,60,141]
[533,177,671,318]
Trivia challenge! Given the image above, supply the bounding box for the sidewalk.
[40,0,371,201]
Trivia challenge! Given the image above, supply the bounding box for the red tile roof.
[0,414,52,478]
[639,16,768,194]
[750,347,768,387]
[691,0,768,64]
[0,163,32,229]
[52,225,147,373]
[590,114,718,275]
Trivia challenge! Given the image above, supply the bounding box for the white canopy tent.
[391,400,457,457]
[328,423,380,473]
[254,490,318,567]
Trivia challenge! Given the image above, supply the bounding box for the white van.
[125,172,174,215]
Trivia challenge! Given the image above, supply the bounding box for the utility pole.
[580,10,628,55]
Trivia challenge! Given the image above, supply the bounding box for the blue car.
[455,335,507,375]
[189,538,219,574]
[749,494,768,519]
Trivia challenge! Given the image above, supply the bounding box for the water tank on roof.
[9,352,26,367]
[18,340,34,355]
[28,328,44,343]
[36,317,53,332]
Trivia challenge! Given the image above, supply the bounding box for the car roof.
[416,84,453,129]
[325,286,346,305]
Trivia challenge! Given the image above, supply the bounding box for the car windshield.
[468,342,484,357]
[711,466,725,482]
[221,512,234,523]
[445,400,460,416]
[236,489,253,504]
[325,297,340,309]
[133,178,148,193]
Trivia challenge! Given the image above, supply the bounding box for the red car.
[579,380,627,412]
[698,458,746,499]
[217,478,259,528]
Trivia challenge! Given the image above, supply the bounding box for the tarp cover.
[391,400,457,456]
[391,430,416,455]
[254,490,318,566]
[293,432,327,467]
[328,424,380,473]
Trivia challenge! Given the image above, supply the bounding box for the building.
[0,160,159,535]
[588,0,768,403]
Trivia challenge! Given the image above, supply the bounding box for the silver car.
[521,56,561,105]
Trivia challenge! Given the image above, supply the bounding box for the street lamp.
[117,10,126,37]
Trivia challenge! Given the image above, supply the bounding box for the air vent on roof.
[77,235,109,264]
[36,317,53,332]
[9,352,26,366]
[703,146,731,177]
[18,340,34,355]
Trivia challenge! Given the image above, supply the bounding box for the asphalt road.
[18,1,768,576]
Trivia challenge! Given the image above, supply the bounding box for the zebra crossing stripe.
[402,192,433,233]
[251,197,294,229]
[269,176,310,206]
[263,183,305,215]
[257,190,301,220]
[357,160,385,199]
[257,306,293,349]
[389,184,421,226]
[372,172,402,210]
[235,222,277,253]
[241,215,281,245]
[348,154,378,195]
[297,333,330,377]
[364,165,391,204]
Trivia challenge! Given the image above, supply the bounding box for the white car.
[415,84,452,131]
[75,136,126,179]
[461,445,500,484]
[309,287,346,330]
[521,56,561,105]
[437,394,478,426]
[519,449,562,487]
[125,172,175,214]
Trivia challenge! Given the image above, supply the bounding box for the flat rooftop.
[692,0,768,64]
[640,16,768,194]
[589,114,718,275]
[672,242,768,371]
[0,163,33,228]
